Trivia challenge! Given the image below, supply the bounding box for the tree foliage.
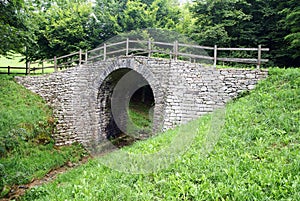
[0,0,299,66]
[16,0,183,60]
[284,1,300,59]
[23,0,94,60]
[0,0,31,56]
[191,0,300,66]
[42,1,93,57]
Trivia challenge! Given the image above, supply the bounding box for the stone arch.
[94,58,165,145]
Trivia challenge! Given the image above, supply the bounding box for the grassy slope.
[20,68,300,200]
[0,75,86,197]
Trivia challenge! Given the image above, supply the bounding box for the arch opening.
[98,68,155,148]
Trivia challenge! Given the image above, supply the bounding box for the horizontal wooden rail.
[106,49,127,55]
[128,48,147,53]
[177,52,214,60]
[217,57,269,63]
[178,43,215,50]
[217,47,269,51]
[106,41,127,47]
[88,46,104,54]
[128,39,148,43]
[0,66,26,69]
[0,66,27,75]
[152,41,173,46]
[56,51,79,60]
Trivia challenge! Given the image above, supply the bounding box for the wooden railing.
[27,49,88,75]
[86,39,269,68]
[1,39,269,75]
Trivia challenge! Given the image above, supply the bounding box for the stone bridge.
[15,56,268,147]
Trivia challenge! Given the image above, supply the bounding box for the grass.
[0,54,26,67]
[0,54,27,74]
[0,75,87,198]
[0,54,56,74]
[18,67,299,200]
[128,101,153,131]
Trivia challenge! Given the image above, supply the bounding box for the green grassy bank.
[17,68,300,200]
[0,75,86,198]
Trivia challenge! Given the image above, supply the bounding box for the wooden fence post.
[85,51,88,63]
[103,43,106,61]
[42,62,44,74]
[79,49,82,65]
[25,61,29,75]
[214,45,218,68]
[126,38,129,56]
[173,40,178,60]
[27,61,31,75]
[257,45,262,69]
[54,56,58,72]
[148,39,151,58]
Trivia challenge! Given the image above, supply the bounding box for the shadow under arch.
[94,60,165,151]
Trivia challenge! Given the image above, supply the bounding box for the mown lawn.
[20,68,299,200]
[0,54,55,74]
[0,54,26,67]
[0,75,87,198]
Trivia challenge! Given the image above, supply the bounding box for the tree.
[191,0,252,46]
[175,2,196,35]
[151,0,181,29]
[284,3,300,60]
[23,0,95,60]
[92,0,182,42]
[90,0,133,49]
[44,1,93,57]
[191,0,300,67]
[0,0,32,56]
[118,0,154,32]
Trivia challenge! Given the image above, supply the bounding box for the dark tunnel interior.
[99,68,155,148]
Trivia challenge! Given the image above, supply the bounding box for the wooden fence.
[0,66,29,75]
[0,39,269,75]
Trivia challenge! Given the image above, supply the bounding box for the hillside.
[0,75,86,198]
[18,68,299,200]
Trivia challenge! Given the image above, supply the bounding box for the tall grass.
[20,68,299,200]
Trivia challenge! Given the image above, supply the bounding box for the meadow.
[15,68,299,200]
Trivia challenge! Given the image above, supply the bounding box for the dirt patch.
[1,156,91,201]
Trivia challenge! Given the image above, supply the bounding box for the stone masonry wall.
[15,57,268,147]
[163,61,268,128]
